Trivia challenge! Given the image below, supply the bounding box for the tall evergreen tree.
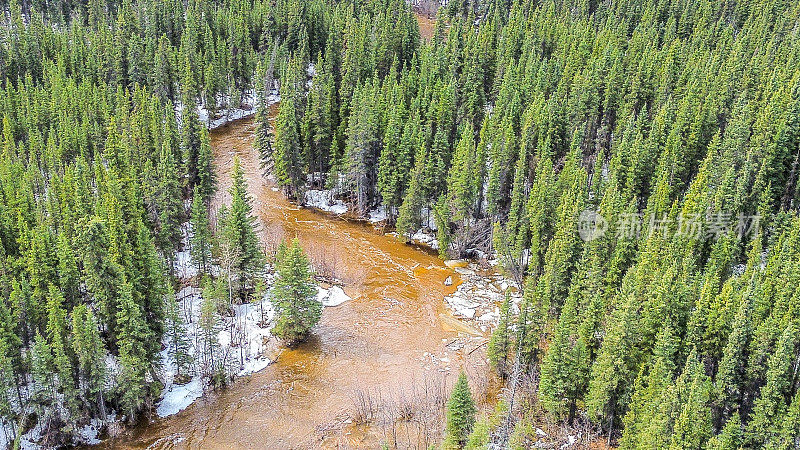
[71,305,107,417]
[219,156,263,302]
[270,239,320,345]
[444,371,476,449]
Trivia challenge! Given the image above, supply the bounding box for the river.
[99,116,492,449]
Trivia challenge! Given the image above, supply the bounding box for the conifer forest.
[1,0,800,448]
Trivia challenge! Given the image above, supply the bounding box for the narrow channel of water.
[98,116,490,449]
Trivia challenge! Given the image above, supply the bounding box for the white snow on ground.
[304,189,348,215]
[368,206,387,223]
[155,222,352,418]
[411,229,439,250]
[156,285,277,418]
[18,421,44,450]
[173,223,198,280]
[77,420,103,445]
[316,286,351,307]
[1,424,11,450]
[157,377,204,418]
[420,207,438,230]
[560,435,577,449]
[238,358,271,377]
[443,262,522,332]
[179,89,281,131]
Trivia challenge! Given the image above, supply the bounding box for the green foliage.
[164,294,193,381]
[190,188,214,276]
[273,96,305,200]
[270,239,321,344]
[444,372,476,449]
[487,293,512,378]
[219,157,264,303]
[71,305,108,416]
[4,0,800,445]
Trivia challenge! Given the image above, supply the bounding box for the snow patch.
[368,206,387,223]
[443,262,522,327]
[173,223,198,280]
[156,377,204,418]
[77,419,103,445]
[317,286,352,307]
[1,424,11,450]
[157,276,277,418]
[560,435,577,449]
[411,230,439,250]
[304,189,348,215]
[238,358,271,377]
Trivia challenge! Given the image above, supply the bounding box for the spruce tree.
[115,282,150,422]
[273,97,305,200]
[270,239,320,345]
[198,283,224,385]
[444,371,476,449]
[189,189,214,276]
[0,334,15,434]
[670,351,713,448]
[30,333,58,429]
[155,139,184,267]
[196,128,216,205]
[487,292,512,379]
[220,156,264,302]
[71,305,107,417]
[746,325,798,447]
[165,293,193,382]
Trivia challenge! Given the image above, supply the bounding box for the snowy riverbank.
[304,188,441,251]
[157,283,352,419]
[443,262,522,332]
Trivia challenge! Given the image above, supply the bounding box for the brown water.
[101,116,490,449]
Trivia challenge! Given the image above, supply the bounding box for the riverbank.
[96,115,497,449]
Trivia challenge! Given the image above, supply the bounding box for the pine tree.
[273,97,305,200]
[443,123,479,255]
[270,239,320,345]
[586,294,640,437]
[198,282,225,385]
[182,96,204,191]
[670,351,713,449]
[706,414,743,450]
[0,295,21,398]
[71,304,107,417]
[30,333,58,429]
[56,231,80,306]
[46,285,78,417]
[444,371,476,449]
[396,143,428,239]
[776,391,800,448]
[219,156,264,302]
[0,334,16,434]
[487,292,512,378]
[115,281,150,422]
[539,292,589,422]
[155,139,184,268]
[164,293,193,382]
[620,326,678,449]
[189,189,214,276]
[196,127,216,205]
[714,295,752,427]
[746,324,798,447]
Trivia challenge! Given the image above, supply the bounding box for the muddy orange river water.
[100,116,490,449]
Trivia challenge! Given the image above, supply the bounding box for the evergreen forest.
[1,0,800,447]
